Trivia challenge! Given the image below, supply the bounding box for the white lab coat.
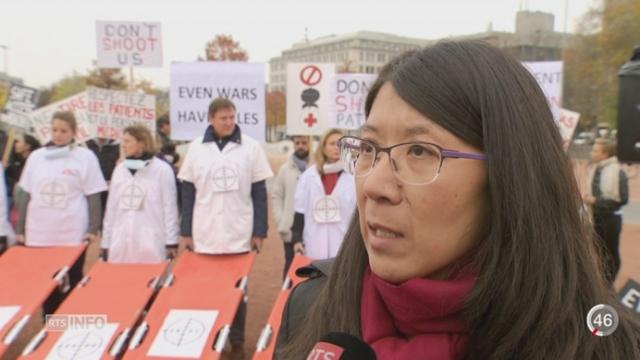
[294,165,356,259]
[102,158,179,263]
[19,146,107,247]
[0,164,15,245]
[178,134,273,254]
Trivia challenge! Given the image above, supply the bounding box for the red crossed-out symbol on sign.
[300,65,322,86]
[304,113,317,127]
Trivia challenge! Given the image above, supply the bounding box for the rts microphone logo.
[307,341,344,360]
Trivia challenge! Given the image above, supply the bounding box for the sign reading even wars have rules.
[170,62,266,142]
[286,63,335,136]
[96,21,163,68]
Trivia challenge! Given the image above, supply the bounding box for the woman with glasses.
[278,41,640,359]
[291,128,356,260]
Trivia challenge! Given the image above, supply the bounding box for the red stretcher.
[253,255,313,360]
[19,261,169,359]
[124,251,256,360]
[0,245,86,359]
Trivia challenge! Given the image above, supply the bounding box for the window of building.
[377,53,386,62]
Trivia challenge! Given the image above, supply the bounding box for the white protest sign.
[329,73,376,130]
[87,87,156,140]
[30,92,93,143]
[558,108,580,150]
[170,62,266,142]
[2,84,39,129]
[96,21,162,68]
[523,61,563,120]
[286,63,335,136]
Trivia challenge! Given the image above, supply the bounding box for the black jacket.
[86,139,120,181]
[275,259,334,358]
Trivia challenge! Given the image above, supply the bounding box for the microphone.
[306,332,377,360]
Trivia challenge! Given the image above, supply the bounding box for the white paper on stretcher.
[0,305,21,331]
[147,309,219,358]
[45,323,119,360]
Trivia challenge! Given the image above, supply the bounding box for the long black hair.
[281,40,640,359]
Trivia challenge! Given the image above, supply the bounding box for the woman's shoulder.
[73,145,98,159]
[300,164,319,179]
[29,147,47,159]
[277,258,334,348]
[150,157,175,175]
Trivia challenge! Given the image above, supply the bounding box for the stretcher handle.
[214,324,231,352]
[3,314,31,345]
[148,276,160,289]
[162,273,175,288]
[255,324,273,352]
[281,276,292,291]
[21,329,47,356]
[238,276,249,294]
[53,266,71,292]
[109,327,130,357]
[128,321,148,350]
[79,275,91,287]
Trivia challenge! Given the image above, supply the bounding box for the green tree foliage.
[564,0,640,129]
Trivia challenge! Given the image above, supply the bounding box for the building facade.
[269,11,570,92]
[450,11,570,62]
[269,31,429,92]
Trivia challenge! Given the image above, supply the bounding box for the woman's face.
[323,133,341,163]
[14,137,28,155]
[357,83,489,283]
[121,133,145,158]
[51,119,75,146]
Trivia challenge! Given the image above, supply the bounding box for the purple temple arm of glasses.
[441,149,488,161]
[340,140,488,160]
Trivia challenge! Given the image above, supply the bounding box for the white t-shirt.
[178,134,273,254]
[19,146,108,247]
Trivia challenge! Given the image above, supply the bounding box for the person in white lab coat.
[291,129,356,260]
[178,97,273,355]
[16,110,107,315]
[101,125,179,264]
[0,164,16,255]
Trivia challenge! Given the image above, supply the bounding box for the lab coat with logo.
[19,146,107,247]
[102,158,179,263]
[294,165,356,259]
[178,134,273,254]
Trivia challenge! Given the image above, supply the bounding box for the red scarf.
[361,266,476,360]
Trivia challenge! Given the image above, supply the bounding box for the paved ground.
[4,155,640,359]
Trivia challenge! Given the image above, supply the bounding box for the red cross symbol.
[304,113,317,127]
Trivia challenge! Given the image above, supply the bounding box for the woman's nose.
[362,154,402,204]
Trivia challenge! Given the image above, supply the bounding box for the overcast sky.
[0,0,598,89]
